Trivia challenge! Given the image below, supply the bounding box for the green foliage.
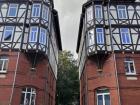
[56,51,79,105]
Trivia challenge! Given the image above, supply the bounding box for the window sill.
[125,73,137,76]
[7,16,17,18]
[127,76,138,80]
[0,73,7,78]
[0,72,7,74]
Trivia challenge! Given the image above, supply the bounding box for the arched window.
[96,89,110,105]
[20,87,36,105]
[0,56,8,73]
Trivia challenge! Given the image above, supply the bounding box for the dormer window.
[7,4,18,17]
[117,5,127,19]
[3,26,14,42]
[95,5,103,19]
[96,28,104,44]
[32,4,41,17]
[120,28,131,44]
[29,27,38,42]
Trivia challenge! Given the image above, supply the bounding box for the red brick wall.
[0,51,56,105]
[80,54,120,105]
[0,52,18,105]
[80,53,140,105]
[115,53,140,105]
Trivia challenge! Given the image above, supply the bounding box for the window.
[39,28,47,44]
[88,29,94,46]
[96,28,104,44]
[0,56,8,73]
[32,4,41,17]
[42,5,49,21]
[29,27,38,42]
[97,89,110,105]
[86,6,93,21]
[120,28,131,44]
[8,4,18,17]
[117,5,127,19]
[3,26,14,42]
[95,5,103,19]
[124,58,136,75]
[20,87,36,105]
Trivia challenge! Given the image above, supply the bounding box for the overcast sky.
[54,0,86,57]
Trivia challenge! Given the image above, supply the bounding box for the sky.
[54,0,86,58]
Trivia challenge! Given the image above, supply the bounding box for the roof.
[52,9,62,51]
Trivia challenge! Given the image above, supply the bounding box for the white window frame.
[20,87,36,105]
[42,5,49,21]
[32,4,41,17]
[120,28,131,44]
[29,27,38,42]
[7,4,18,17]
[0,57,9,73]
[97,89,111,105]
[39,28,47,45]
[86,6,93,22]
[117,5,127,19]
[95,5,103,19]
[88,29,94,46]
[96,28,104,44]
[3,26,14,42]
[124,59,136,75]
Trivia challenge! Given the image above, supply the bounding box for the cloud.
[54,0,86,58]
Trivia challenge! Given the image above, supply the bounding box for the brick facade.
[80,53,140,105]
[0,51,56,105]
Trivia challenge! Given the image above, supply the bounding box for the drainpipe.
[9,1,29,104]
[9,51,20,105]
[113,54,121,105]
[107,0,121,105]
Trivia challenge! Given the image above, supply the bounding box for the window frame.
[86,6,93,22]
[29,27,38,43]
[95,5,103,19]
[117,5,128,19]
[7,4,18,17]
[3,26,15,42]
[0,56,9,73]
[96,28,104,44]
[124,58,136,75]
[32,4,41,17]
[96,89,111,105]
[42,5,49,21]
[120,28,131,44]
[20,87,36,105]
[39,28,47,45]
[88,29,94,46]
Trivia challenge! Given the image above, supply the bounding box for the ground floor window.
[20,87,36,105]
[97,89,110,105]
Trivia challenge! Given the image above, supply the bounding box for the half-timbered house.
[0,0,62,105]
[77,0,140,105]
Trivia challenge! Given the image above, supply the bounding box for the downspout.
[9,51,20,105]
[107,0,121,105]
[9,1,29,104]
[113,54,121,105]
